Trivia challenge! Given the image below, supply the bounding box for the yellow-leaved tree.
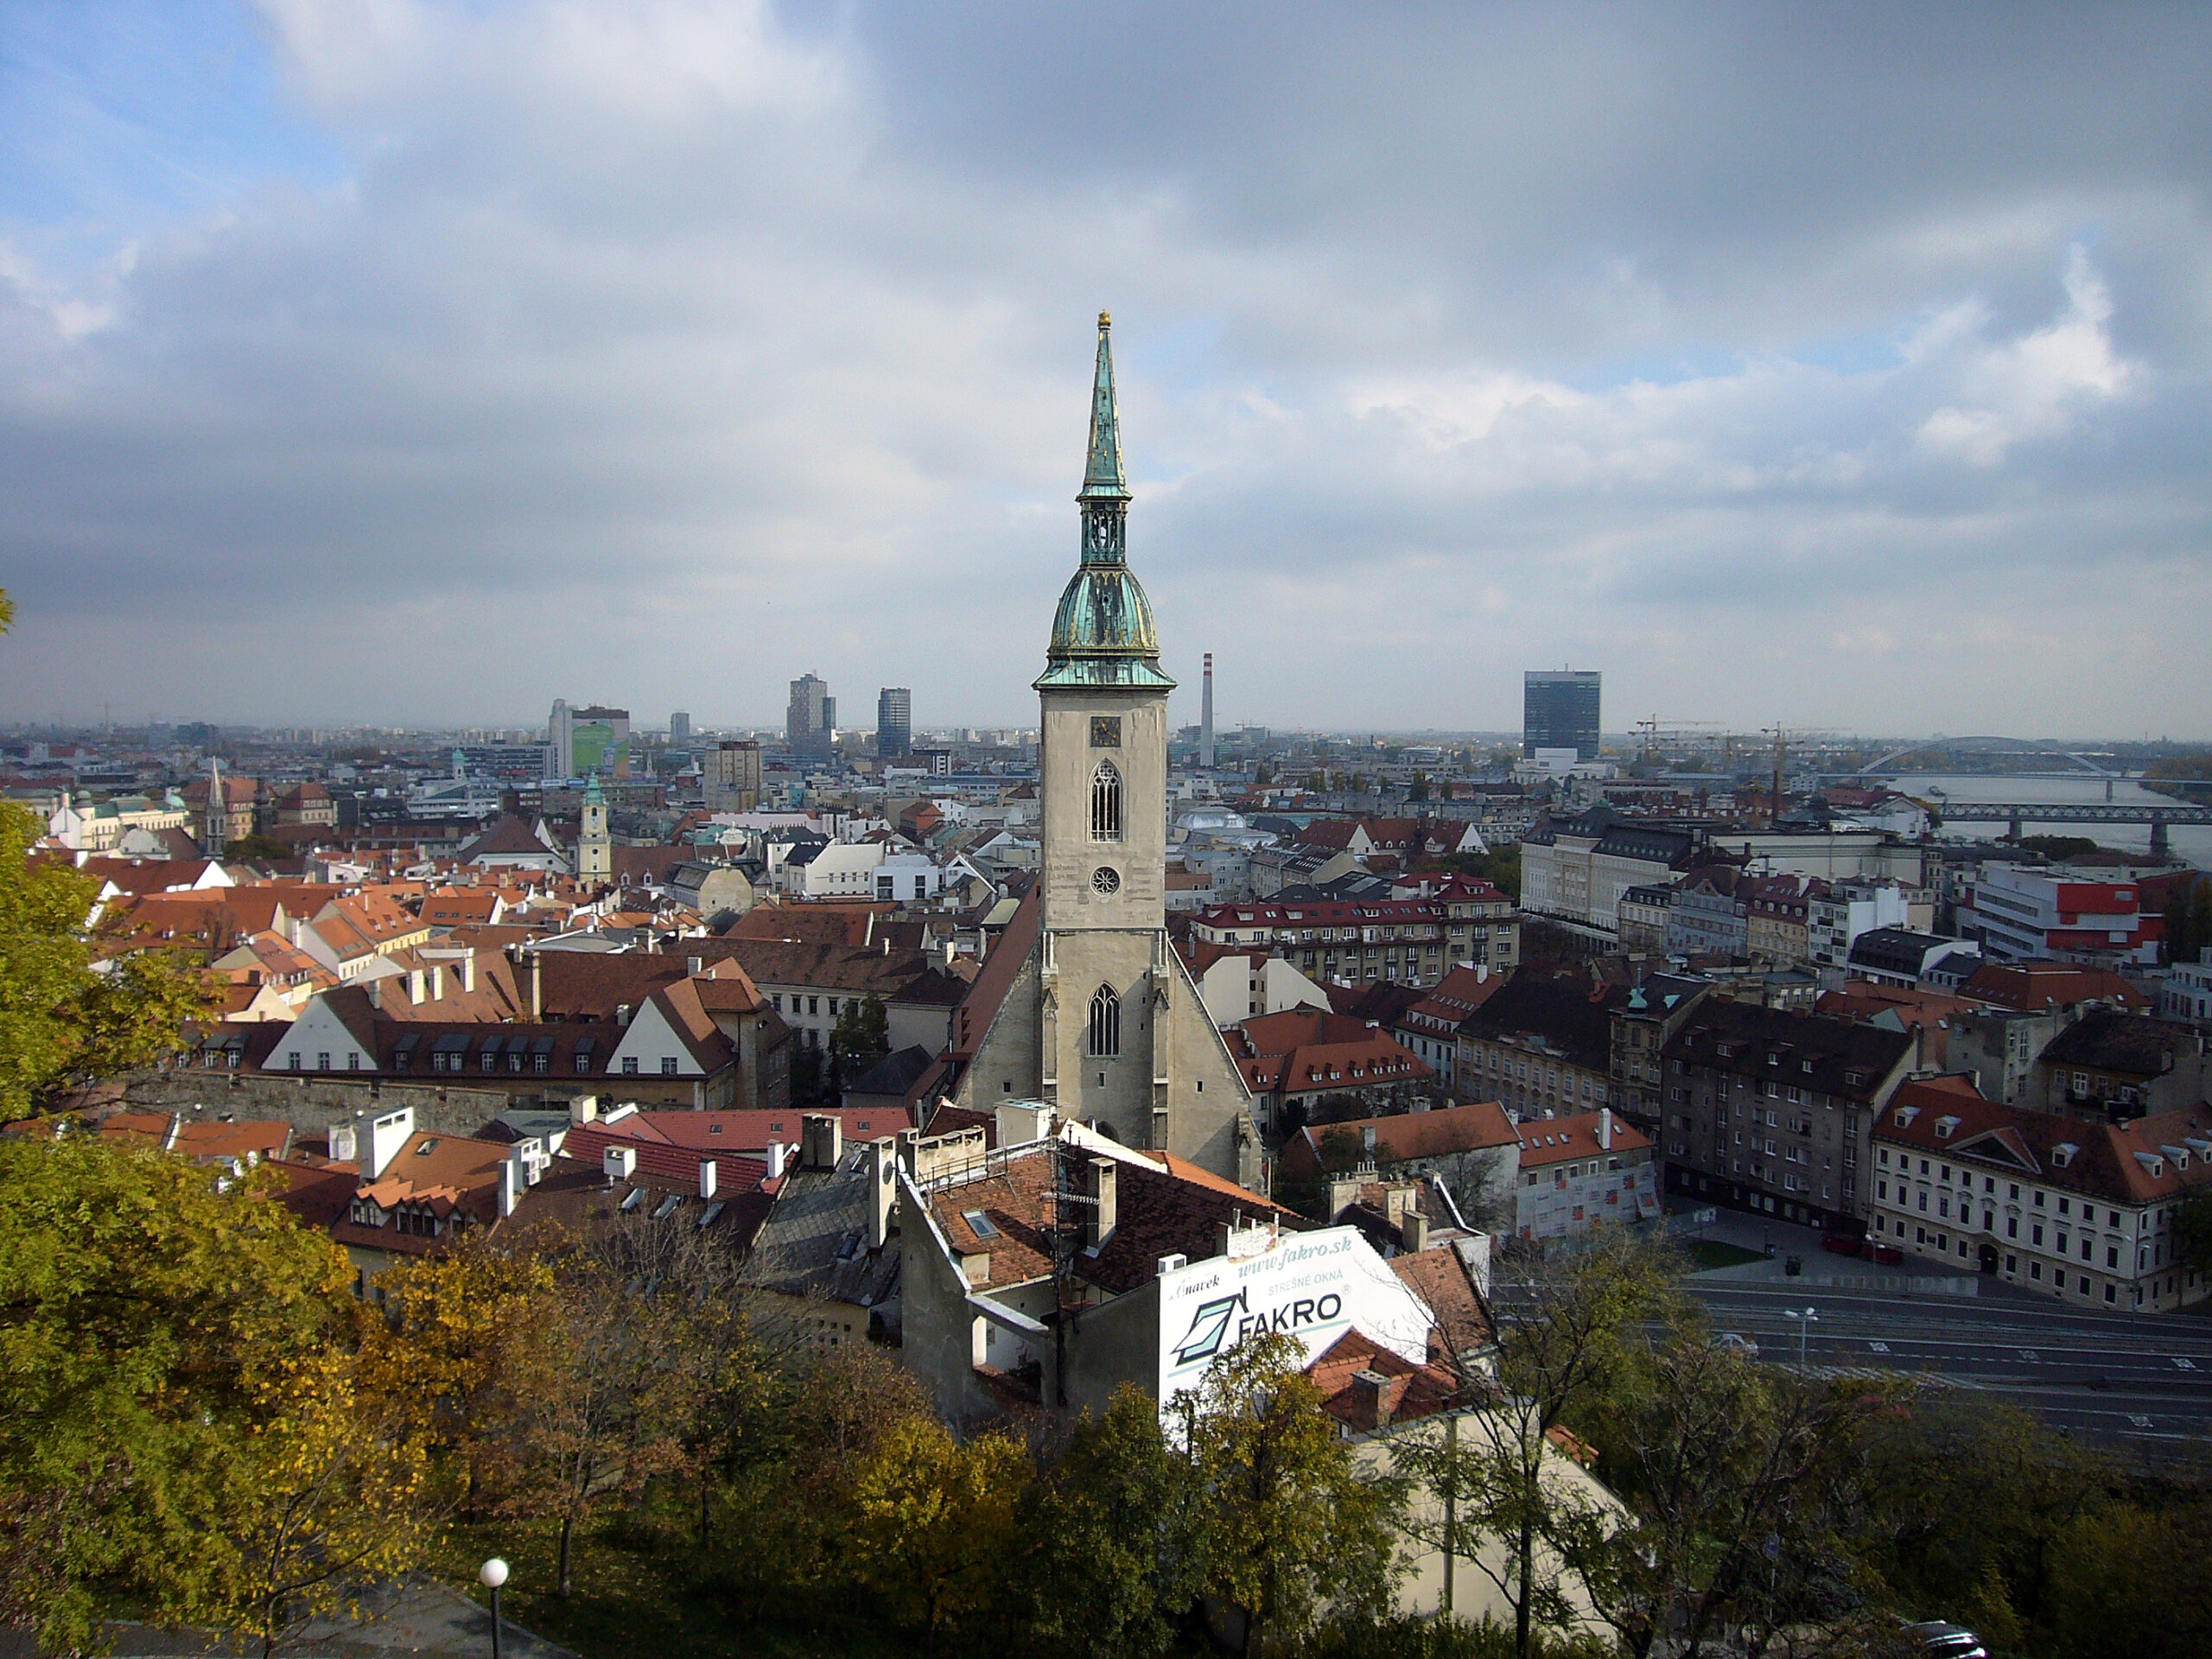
[849,1416,1029,1653]
[210,1349,436,1659]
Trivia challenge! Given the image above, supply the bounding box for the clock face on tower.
[1090,715,1122,747]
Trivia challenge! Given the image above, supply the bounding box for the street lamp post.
[1783,1306,1818,1367]
[479,1559,509,1659]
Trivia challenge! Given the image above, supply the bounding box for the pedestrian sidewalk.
[79,1575,575,1659]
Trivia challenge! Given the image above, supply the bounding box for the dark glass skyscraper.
[877,686,912,759]
[1522,670,1601,760]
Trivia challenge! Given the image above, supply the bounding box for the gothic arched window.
[1088,984,1122,1058]
[1090,760,1122,842]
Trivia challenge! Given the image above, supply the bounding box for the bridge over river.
[1935,800,2212,854]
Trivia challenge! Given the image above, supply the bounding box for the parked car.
[1868,1242,1904,1265]
[1905,1621,1987,1659]
[1713,1332,1760,1359]
[1821,1233,1864,1257]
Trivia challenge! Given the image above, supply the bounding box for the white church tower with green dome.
[953,315,1262,1187]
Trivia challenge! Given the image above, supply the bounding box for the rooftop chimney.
[461,953,476,994]
[801,1113,843,1172]
[1599,1108,1614,1151]
[766,1141,786,1180]
[866,1137,897,1249]
[327,1119,359,1165]
[698,1159,719,1199]
[409,969,426,1005]
[687,956,703,976]
[430,964,444,1001]
[569,1095,599,1126]
[1085,1157,1117,1250]
[499,1154,523,1218]
[602,1144,637,1185]
[1402,1210,1429,1253]
[1349,1369,1406,1432]
[362,1107,414,1180]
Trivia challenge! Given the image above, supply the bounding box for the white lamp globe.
[479,1559,510,1590]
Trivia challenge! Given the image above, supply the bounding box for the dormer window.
[1936,1116,1959,1140]
[2052,1143,2078,1169]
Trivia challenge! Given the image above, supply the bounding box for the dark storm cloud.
[0,1,2207,734]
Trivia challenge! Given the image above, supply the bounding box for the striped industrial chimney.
[1200,652,1215,769]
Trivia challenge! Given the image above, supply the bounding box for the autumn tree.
[498,1260,701,1597]
[357,1242,561,1517]
[849,1416,1028,1654]
[1181,1332,1405,1657]
[0,1135,353,1650]
[1560,1324,1898,1659]
[0,802,215,1122]
[1395,1230,1675,1659]
[1020,1386,1207,1659]
[210,1350,435,1659]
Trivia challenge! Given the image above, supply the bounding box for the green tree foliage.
[1564,1325,1898,1659]
[2172,1186,2212,1270]
[1020,1386,1207,1659]
[1180,1331,1406,1656]
[1445,844,1522,902]
[0,1135,369,1649]
[2164,872,2212,966]
[0,801,216,1122]
[2012,836,2101,861]
[829,993,891,1086]
[2046,1497,2212,1659]
[223,831,295,862]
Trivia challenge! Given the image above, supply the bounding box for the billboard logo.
[1171,1290,1249,1366]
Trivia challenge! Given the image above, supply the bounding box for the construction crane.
[1756,724,1841,825]
[1632,716,1722,766]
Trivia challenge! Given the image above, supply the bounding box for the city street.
[1687,1279,2212,1452]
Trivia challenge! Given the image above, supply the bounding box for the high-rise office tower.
[707,741,762,808]
[544,698,573,779]
[670,711,691,747]
[1522,670,1602,760]
[787,673,836,757]
[1199,652,1215,768]
[877,688,912,759]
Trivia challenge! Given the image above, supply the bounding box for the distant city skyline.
[1,8,2208,734]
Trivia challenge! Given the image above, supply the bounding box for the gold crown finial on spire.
[1098,310,1110,329]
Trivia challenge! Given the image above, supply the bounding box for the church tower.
[1020,315,1256,1175]
[577,773,612,887]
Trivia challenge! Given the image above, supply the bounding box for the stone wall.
[108,1069,514,1138]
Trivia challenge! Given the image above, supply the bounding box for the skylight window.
[962,1209,1001,1239]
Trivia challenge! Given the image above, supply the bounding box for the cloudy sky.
[3,3,2209,740]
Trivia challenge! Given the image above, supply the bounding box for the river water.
[1883,772,2209,869]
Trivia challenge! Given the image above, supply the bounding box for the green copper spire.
[1038,312,1177,692]
[1079,311,1129,508]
